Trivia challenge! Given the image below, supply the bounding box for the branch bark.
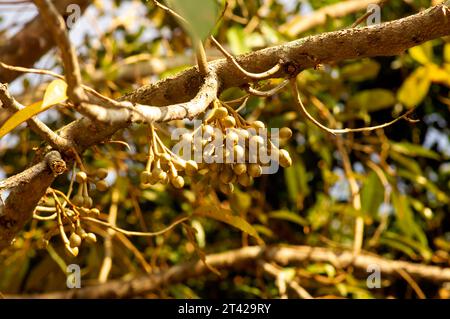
[0,0,91,83]
[0,3,449,251]
[14,245,450,299]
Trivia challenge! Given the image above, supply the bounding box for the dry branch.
[15,245,450,299]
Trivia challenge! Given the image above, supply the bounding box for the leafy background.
[0,0,449,299]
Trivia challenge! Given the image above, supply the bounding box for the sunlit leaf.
[360,172,384,217]
[392,191,428,247]
[427,64,450,87]
[268,210,308,227]
[165,0,220,41]
[348,89,395,112]
[408,42,434,65]
[382,231,432,260]
[391,142,440,160]
[397,66,431,108]
[0,79,67,139]
[341,59,380,82]
[194,205,264,245]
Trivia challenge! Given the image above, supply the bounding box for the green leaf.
[360,172,384,217]
[391,192,428,247]
[284,158,310,208]
[383,231,432,260]
[341,59,380,82]
[378,237,418,259]
[347,89,396,112]
[0,79,67,139]
[389,150,423,175]
[226,26,250,55]
[194,205,264,245]
[165,0,220,41]
[391,142,440,160]
[397,66,431,108]
[268,210,308,227]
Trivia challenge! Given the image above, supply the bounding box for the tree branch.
[122,3,450,106]
[0,3,449,251]
[0,151,66,250]
[14,245,450,299]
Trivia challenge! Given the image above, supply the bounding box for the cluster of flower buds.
[140,100,293,195]
[189,101,293,194]
[140,133,200,189]
[71,168,109,209]
[64,225,97,257]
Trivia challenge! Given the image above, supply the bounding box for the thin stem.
[82,216,190,237]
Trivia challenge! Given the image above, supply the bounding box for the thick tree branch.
[122,4,450,106]
[0,0,90,83]
[0,3,449,251]
[0,151,65,250]
[15,245,450,299]
[32,0,85,104]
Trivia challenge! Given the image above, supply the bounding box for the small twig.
[290,78,417,135]
[245,79,289,97]
[396,268,426,299]
[98,187,120,283]
[210,35,281,80]
[33,0,85,104]
[81,216,189,237]
[195,40,209,76]
[150,0,187,24]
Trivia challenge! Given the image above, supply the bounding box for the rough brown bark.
[14,245,450,299]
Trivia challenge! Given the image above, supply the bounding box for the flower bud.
[72,194,84,207]
[95,168,108,180]
[140,171,152,184]
[238,173,252,187]
[171,176,185,189]
[222,116,236,128]
[248,164,262,178]
[220,167,234,184]
[75,171,87,183]
[214,106,228,119]
[251,121,265,130]
[95,180,108,192]
[279,127,293,140]
[233,163,247,176]
[279,149,292,168]
[219,182,234,195]
[69,232,82,248]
